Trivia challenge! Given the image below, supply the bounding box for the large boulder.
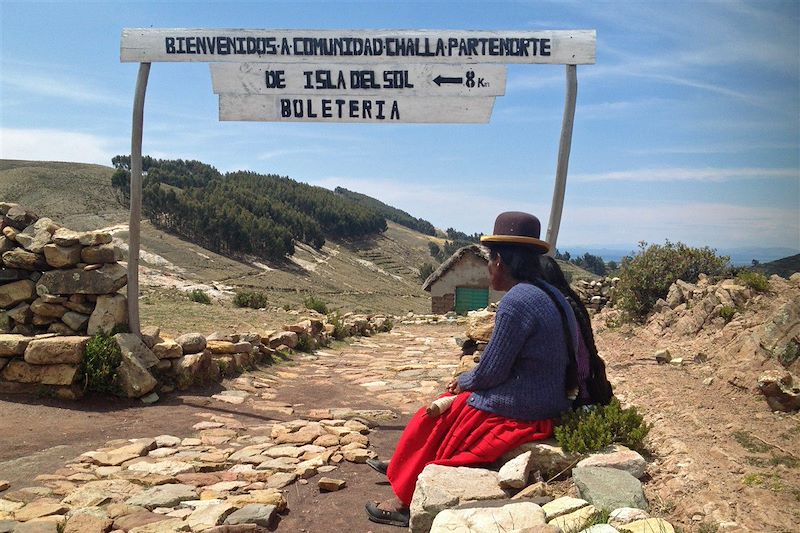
[757,371,800,412]
[466,310,495,342]
[500,440,581,479]
[114,333,159,368]
[575,445,648,479]
[409,465,508,533]
[175,332,207,354]
[268,331,298,349]
[62,311,90,332]
[173,350,218,390]
[81,244,122,264]
[572,466,648,512]
[115,338,158,398]
[0,279,35,308]
[4,205,38,230]
[15,218,57,254]
[2,249,48,271]
[37,263,127,295]
[43,244,82,269]
[125,484,197,510]
[0,334,31,356]
[24,336,88,365]
[87,294,127,335]
[29,298,67,319]
[1,360,80,385]
[430,501,546,533]
[7,302,32,324]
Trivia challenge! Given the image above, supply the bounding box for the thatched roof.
[422,244,490,292]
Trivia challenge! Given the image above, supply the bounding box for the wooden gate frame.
[125,36,587,334]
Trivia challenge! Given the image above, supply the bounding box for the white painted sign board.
[211,63,506,96]
[121,29,596,64]
[219,94,495,123]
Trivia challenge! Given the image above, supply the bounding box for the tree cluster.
[334,187,436,235]
[554,249,608,276]
[111,156,386,261]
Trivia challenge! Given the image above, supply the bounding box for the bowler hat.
[480,211,550,253]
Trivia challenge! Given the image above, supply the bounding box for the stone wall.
[573,277,619,312]
[0,202,128,337]
[0,202,129,398]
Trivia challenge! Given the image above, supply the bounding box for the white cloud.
[0,128,121,165]
[1,67,126,107]
[257,148,332,160]
[572,167,798,183]
[626,141,799,156]
[557,202,800,249]
[307,174,798,249]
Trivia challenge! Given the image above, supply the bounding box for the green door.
[455,287,489,314]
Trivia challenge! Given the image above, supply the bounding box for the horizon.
[1,1,798,252]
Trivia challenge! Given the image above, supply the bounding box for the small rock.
[140,392,159,404]
[318,477,346,492]
[608,506,650,526]
[654,349,671,364]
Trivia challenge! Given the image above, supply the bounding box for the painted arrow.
[433,75,463,86]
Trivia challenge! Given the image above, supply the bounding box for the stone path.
[0,324,462,532]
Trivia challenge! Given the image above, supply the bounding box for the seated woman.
[365,211,580,527]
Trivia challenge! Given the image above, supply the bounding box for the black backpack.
[534,281,614,407]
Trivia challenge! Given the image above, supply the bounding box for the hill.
[1,159,599,325]
[110,157,386,261]
[0,159,444,320]
[753,253,800,278]
[334,186,436,235]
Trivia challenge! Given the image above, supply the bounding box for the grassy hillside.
[753,254,800,278]
[0,159,123,230]
[0,159,437,317]
[0,159,598,324]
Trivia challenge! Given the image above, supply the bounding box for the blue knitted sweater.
[457,282,575,421]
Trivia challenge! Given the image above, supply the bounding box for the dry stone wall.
[0,202,129,399]
[0,202,128,337]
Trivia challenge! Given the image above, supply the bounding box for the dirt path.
[0,324,461,532]
[597,328,800,531]
[1,322,798,532]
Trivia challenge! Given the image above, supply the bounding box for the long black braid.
[539,255,613,405]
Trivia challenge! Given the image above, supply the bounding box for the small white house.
[422,245,504,314]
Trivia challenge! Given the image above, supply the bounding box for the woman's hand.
[446,378,463,395]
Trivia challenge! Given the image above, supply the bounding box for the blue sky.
[1,1,798,257]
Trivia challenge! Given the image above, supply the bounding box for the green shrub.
[304,295,328,314]
[327,312,349,340]
[189,289,211,305]
[613,241,729,320]
[383,318,394,332]
[719,305,736,323]
[295,334,313,352]
[233,289,268,309]
[81,333,122,394]
[554,398,651,454]
[737,270,770,292]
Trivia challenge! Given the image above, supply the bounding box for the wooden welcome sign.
[119,28,596,331]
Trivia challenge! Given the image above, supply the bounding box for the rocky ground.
[0,311,798,532]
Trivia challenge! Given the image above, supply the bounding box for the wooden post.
[128,62,151,336]
[545,64,577,255]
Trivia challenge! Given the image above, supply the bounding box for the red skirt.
[386,392,554,506]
